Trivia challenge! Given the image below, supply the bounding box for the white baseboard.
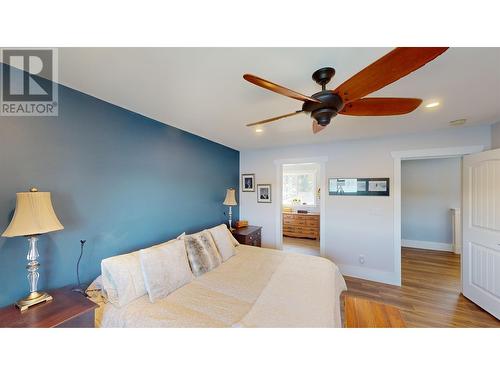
[338,264,400,286]
[402,239,453,252]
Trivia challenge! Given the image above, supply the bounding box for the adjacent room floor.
[282,236,320,257]
[344,247,500,327]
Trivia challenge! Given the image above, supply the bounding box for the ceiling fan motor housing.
[302,90,344,126]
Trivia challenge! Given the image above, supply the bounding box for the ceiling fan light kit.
[244,47,449,134]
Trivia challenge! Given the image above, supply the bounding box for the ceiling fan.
[243,47,448,134]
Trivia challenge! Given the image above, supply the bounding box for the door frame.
[391,145,485,286]
[274,156,328,257]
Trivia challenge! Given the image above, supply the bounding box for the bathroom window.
[283,170,317,206]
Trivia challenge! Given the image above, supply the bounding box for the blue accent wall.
[0,72,239,307]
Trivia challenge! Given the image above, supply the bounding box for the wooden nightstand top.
[0,286,98,328]
[231,225,262,247]
[231,225,261,236]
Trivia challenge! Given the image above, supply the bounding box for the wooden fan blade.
[312,120,326,134]
[246,110,304,127]
[334,47,448,103]
[339,98,423,116]
[244,74,321,103]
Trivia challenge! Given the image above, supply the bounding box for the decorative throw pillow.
[101,250,147,307]
[100,232,187,307]
[139,239,193,303]
[208,224,236,262]
[184,230,222,277]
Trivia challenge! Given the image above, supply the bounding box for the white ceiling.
[52,48,500,150]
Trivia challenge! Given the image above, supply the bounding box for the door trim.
[391,145,485,286]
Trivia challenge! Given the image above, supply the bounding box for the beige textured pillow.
[140,239,193,303]
[208,224,236,261]
[101,250,147,307]
[184,230,222,277]
[100,232,187,307]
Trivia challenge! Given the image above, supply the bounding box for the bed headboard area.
[0,71,239,307]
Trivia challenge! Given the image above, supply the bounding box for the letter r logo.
[2,49,53,102]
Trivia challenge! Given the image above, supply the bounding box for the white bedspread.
[91,245,347,328]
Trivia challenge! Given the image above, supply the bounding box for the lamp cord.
[76,240,86,289]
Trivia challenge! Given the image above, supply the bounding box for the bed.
[89,244,347,328]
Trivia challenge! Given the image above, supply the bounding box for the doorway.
[274,157,327,257]
[400,157,463,301]
[281,162,321,256]
[389,145,500,321]
[392,145,484,286]
[401,157,462,253]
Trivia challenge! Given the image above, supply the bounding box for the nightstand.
[0,286,98,328]
[232,225,262,247]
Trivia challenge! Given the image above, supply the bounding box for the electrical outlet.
[359,255,365,265]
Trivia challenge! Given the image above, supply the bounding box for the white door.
[463,148,500,319]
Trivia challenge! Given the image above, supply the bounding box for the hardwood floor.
[344,247,500,327]
[344,295,406,328]
[282,236,320,256]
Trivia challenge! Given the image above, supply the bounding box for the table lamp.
[2,188,64,311]
[223,188,237,230]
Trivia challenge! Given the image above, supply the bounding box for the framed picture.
[328,178,390,196]
[241,174,255,192]
[257,184,272,203]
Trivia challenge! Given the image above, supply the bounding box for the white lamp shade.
[2,191,64,237]
[223,188,237,206]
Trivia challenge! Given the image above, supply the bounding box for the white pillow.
[100,232,187,306]
[208,224,236,261]
[140,239,193,303]
[101,250,146,307]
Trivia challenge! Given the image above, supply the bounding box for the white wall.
[401,157,461,250]
[240,125,491,285]
[492,122,500,149]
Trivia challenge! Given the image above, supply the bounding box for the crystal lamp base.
[15,235,53,311]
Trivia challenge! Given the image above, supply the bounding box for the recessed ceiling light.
[449,118,467,126]
[425,101,440,108]
[255,128,263,133]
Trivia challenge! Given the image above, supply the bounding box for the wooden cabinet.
[0,286,98,328]
[232,225,262,247]
[282,212,320,240]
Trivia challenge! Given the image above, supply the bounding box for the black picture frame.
[241,174,255,192]
[257,184,272,203]
[328,178,390,196]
